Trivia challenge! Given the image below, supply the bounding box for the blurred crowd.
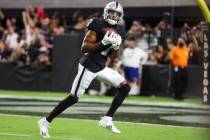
[0,6,204,67]
[125,20,204,65]
[0,6,89,66]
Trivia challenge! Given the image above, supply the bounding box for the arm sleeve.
[87,18,99,33]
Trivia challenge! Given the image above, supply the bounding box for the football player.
[38,1,130,138]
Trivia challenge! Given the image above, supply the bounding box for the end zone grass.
[0,114,209,140]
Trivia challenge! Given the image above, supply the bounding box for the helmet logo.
[116,1,118,8]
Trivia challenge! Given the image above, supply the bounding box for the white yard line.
[0,132,83,140]
[0,132,31,137]
[50,136,83,140]
[0,113,209,130]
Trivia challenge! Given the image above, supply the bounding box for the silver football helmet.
[103,1,124,25]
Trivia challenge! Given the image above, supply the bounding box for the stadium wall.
[52,34,83,92]
[0,64,52,91]
[141,65,203,98]
[0,62,204,98]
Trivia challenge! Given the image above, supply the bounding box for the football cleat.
[99,116,121,134]
[38,117,50,138]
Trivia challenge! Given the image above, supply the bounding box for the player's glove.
[111,34,122,50]
[101,31,118,46]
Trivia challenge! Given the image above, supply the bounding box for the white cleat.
[38,117,50,138]
[99,116,121,134]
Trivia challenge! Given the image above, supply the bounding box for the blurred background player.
[38,1,130,138]
[122,37,148,95]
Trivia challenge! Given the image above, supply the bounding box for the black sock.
[46,95,79,123]
[106,83,130,117]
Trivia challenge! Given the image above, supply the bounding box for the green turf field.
[0,90,209,140]
[0,114,209,140]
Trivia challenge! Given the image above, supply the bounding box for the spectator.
[128,21,149,52]
[194,25,204,47]
[183,29,198,47]
[145,23,158,52]
[5,27,19,62]
[0,10,4,39]
[22,11,38,46]
[154,45,169,64]
[154,20,171,45]
[72,11,87,31]
[39,17,50,35]
[36,6,47,19]
[169,37,189,100]
[164,37,174,51]
[0,10,4,22]
[0,40,5,61]
[188,42,202,65]
[36,46,51,66]
[52,26,65,35]
[50,12,59,29]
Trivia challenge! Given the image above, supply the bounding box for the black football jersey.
[79,18,126,72]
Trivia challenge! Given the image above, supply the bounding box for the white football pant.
[71,63,125,96]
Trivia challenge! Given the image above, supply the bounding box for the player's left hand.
[111,34,122,50]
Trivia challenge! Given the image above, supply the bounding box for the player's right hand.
[101,31,118,46]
